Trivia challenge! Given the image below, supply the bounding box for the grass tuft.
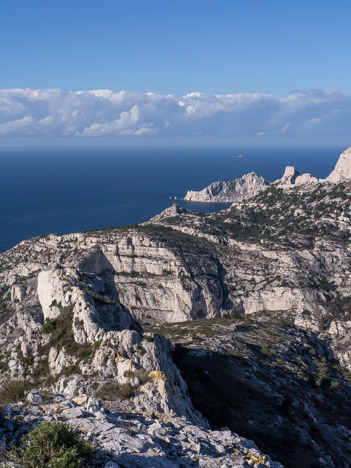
[0,380,32,404]
[95,380,133,401]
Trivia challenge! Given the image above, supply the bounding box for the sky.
[1,0,351,145]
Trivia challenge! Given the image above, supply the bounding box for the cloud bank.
[0,88,350,139]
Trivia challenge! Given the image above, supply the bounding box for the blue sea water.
[0,146,343,253]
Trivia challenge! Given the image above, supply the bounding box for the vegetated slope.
[148,313,351,468]
[157,182,351,249]
[149,181,351,372]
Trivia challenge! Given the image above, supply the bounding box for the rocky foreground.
[1,147,351,467]
[1,389,281,468]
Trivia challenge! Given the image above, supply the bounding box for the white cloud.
[80,104,141,136]
[0,116,34,135]
[0,88,350,138]
[280,122,290,133]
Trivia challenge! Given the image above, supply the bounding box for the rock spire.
[327,147,351,183]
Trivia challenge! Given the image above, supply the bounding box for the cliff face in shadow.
[149,314,351,468]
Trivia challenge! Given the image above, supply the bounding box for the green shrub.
[86,291,116,304]
[319,276,330,292]
[61,364,82,377]
[9,421,96,468]
[41,306,93,361]
[0,380,31,404]
[260,343,270,356]
[42,318,55,334]
[137,344,147,356]
[143,335,154,343]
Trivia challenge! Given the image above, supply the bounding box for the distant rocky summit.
[184,146,351,203]
[326,146,351,183]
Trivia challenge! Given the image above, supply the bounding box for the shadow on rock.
[173,346,351,468]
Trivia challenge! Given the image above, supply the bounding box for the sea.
[0,145,343,253]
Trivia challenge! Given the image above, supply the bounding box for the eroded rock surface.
[0,389,281,467]
[149,314,351,468]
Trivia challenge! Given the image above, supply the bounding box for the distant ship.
[237,153,244,158]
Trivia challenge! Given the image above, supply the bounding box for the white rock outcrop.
[184,172,269,203]
[277,165,300,185]
[274,165,318,186]
[2,260,206,423]
[326,146,351,182]
[37,269,71,320]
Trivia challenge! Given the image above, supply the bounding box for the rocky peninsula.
[184,172,269,203]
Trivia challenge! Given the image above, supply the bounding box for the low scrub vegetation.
[123,368,149,384]
[95,380,133,401]
[41,306,93,361]
[8,421,96,468]
[0,379,32,404]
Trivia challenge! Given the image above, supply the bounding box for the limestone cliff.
[149,174,351,374]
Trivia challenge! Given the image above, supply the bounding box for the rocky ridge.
[0,228,278,466]
[0,235,207,422]
[183,147,351,203]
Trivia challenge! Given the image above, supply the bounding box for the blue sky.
[2,0,351,94]
[1,0,351,143]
